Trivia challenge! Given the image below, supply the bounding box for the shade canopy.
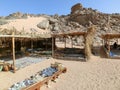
[102,33,120,39]
[52,32,87,38]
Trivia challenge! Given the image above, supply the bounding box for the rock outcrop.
[71,3,83,14]
[37,20,49,30]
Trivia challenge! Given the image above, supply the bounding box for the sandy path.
[1,56,120,90]
[42,57,120,90]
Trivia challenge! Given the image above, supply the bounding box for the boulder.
[71,3,83,14]
[37,20,49,30]
[54,26,60,31]
[49,18,58,24]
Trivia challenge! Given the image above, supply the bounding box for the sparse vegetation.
[0,19,8,25]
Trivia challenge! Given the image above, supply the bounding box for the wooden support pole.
[45,39,47,51]
[117,39,119,44]
[84,35,86,58]
[108,39,110,57]
[102,39,104,46]
[31,32,33,52]
[31,39,33,53]
[71,37,73,48]
[52,37,55,57]
[31,40,33,49]
[20,39,22,52]
[12,31,16,73]
[36,39,38,48]
[64,37,66,48]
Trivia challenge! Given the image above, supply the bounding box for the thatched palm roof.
[52,32,86,37]
[102,33,120,39]
[0,17,51,38]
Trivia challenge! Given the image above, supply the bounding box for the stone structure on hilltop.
[70,3,101,26]
[71,3,83,14]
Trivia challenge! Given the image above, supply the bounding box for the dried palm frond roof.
[102,33,120,39]
[52,32,87,38]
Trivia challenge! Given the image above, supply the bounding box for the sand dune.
[0,17,50,34]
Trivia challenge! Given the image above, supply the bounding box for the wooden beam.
[52,32,86,38]
[12,32,16,73]
[0,35,30,38]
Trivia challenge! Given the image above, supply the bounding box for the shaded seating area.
[0,38,52,60]
[0,28,52,72]
[0,36,52,72]
[55,48,85,60]
[25,38,52,57]
[101,33,120,59]
[52,32,86,61]
[51,26,96,61]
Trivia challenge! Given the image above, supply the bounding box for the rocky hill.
[41,3,120,44]
[0,3,120,45]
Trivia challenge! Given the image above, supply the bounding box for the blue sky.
[0,0,120,16]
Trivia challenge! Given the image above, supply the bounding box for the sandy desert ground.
[0,55,120,90]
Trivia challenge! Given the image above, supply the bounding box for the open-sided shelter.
[101,33,120,59]
[52,26,96,61]
[52,32,87,61]
[0,17,51,72]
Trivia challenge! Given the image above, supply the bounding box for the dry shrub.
[85,25,96,60]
